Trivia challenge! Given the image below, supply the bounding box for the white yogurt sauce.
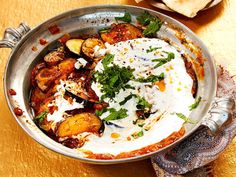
[81,38,195,155]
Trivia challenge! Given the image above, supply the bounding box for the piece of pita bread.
[162,0,212,17]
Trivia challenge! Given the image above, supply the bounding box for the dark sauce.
[9,89,16,95]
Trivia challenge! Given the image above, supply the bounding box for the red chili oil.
[9,89,16,95]
[39,38,48,45]
[14,107,23,116]
[48,25,60,35]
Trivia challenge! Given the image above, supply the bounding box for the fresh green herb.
[124,84,135,90]
[115,12,132,23]
[119,94,136,105]
[143,20,162,37]
[146,46,161,53]
[137,11,162,37]
[136,73,164,83]
[34,111,48,123]
[99,27,110,33]
[95,108,108,116]
[94,64,135,100]
[131,130,144,139]
[136,95,152,110]
[103,108,128,122]
[102,54,114,69]
[189,96,202,111]
[152,52,175,68]
[176,113,195,124]
[137,11,156,26]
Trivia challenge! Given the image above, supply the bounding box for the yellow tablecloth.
[0,0,235,176]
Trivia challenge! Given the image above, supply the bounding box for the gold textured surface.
[0,0,235,176]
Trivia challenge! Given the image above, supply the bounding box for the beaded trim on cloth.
[151,66,236,176]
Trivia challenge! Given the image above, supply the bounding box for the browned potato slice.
[82,38,105,58]
[35,67,61,92]
[58,58,77,74]
[66,39,84,55]
[57,113,102,137]
[101,23,143,44]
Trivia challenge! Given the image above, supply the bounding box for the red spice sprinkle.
[58,33,70,44]
[39,38,48,45]
[31,46,38,51]
[9,89,16,95]
[14,107,23,116]
[48,25,60,35]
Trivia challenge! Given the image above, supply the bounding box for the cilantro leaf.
[176,113,195,124]
[137,11,156,26]
[93,64,135,100]
[137,11,162,37]
[189,97,202,111]
[102,54,114,69]
[152,52,175,68]
[95,108,108,116]
[119,94,137,105]
[34,111,48,123]
[136,95,152,110]
[143,20,162,37]
[136,73,164,83]
[103,108,128,122]
[131,130,144,139]
[115,12,132,23]
[146,46,161,53]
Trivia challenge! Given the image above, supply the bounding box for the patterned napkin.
[151,66,236,176]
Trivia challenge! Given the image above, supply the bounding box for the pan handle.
[0,22,30,49]
[202,97,235,133]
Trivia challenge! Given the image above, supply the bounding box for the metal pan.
[1,5,234,164]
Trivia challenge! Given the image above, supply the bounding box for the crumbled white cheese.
[47,81,84,123]
[74,58,88,69]
[93,45,108,58]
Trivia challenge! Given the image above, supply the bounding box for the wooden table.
[0,0,235,176]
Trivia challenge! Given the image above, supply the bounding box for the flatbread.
[162,0,212,17]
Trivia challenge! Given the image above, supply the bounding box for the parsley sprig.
[176,113,195,124]
[34,111,48,123]
[137,11,162,37]
[146,46,161,53]
[136,73,164,83]
[189,97,202,111]
[94,62,135,101]
[115,12,132,23]
[103,108,128,122]
[152,52,175,68]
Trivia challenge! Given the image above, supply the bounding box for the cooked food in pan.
[30,11,202,159]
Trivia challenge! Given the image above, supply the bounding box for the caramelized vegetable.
[82,38,106,58]
[101,23,143,44]
[31,62,46,87]
[57,113,102,137]
[66,39,84,55]
[44,50,64,66]
[58,58,76,74]
[35,67,61,92]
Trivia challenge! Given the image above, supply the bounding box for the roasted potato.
[81,38,106,58]
[35,66,61,92]
[58,58,77,74]
[30,87,56,112]
[57,113,102,137]
[66,39,84,55]
[31,62,46,87]
[100,23,143,44]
